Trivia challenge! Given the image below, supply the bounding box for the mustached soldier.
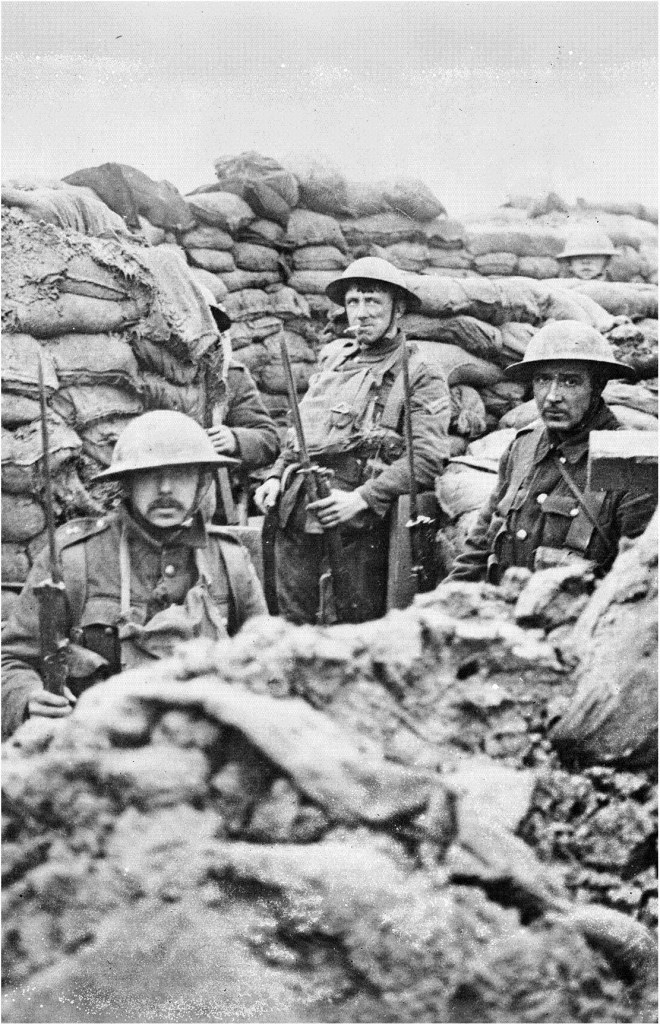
[254,257,451,624]
[2,411,267,738]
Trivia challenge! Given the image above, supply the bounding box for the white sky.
[2,1,657,219]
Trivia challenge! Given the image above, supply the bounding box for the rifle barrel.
[279,330,312,468]
[38,358,62,585]
[400,339,419,517]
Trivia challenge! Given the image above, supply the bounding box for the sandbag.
[288,271,337,296]
[220,270,281,293]
[223,289,275,322]
[44,333,139,389]
[1,587,19,621]
[547,287,616,333]
[7,293,144,340]
[544,279,658,319]
[230,317,283,349]
[479,381,528,420]
[304,294,335,318]
[188,268,229,302]
[180,225,234,250]
[213,152,299,227]
[449,385,488,439]
[466,428,517,464]
[186,192,254,234]
[137,216,166,246]
[260,359,315,395]
[464,223,565,258]
[264,331,316,364]
[52,385,143,428]
[292,245,348,271]
[607,405,658,431]
[436,461,498,520]
[1,184,129,237]
[285,209,346,251]
[382,242,431,272]
[414,340,504,388]
[417,316,504,363]
[268,287,311,321]
[1,493,46,543]
[1,395,40,428]
[423,218,466,249]
[427,249,472,269]
[340,213,423,247]
[188,248,236,274]
[380,178,446,221]
[499,400,539,431]
[64,162,195,231]
[518,256,560,279]
[130,335,199,385]
[79,415,135,468]
[231,343,270,375]
[239,218,287,249]
[500,322,536,359]
[603,381,658,418]
[2,415,82,494]
[473,252,518,276]
[140,375,205,421]
[286,158,349,216]
[233,243,281,273]
[342,180,390,218]
[2,334,58,396]
[607,247,647,283]
[1,543,30,585]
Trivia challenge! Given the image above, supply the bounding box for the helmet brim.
[557,249,616,260]
[504,357,637,383]
[92,453,239,482]
[325,277,422,314]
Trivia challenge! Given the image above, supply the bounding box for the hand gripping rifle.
[400,339,438,594]
[278,331,362,624]
[33,359,70,694]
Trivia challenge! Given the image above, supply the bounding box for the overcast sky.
[2,1,657,218]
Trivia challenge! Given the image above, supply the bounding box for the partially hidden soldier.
[2,410,267,738]
[447,321,656,585]
[556,225,616,281]
[254,257,451,624]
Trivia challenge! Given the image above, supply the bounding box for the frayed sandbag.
[449,385,488,439]
[137,216,166,246]
[230,317,283,349]
[130,335,199,385]
[423,218,466,249]
[285,210,347,251]
[79,415,135,469]
[286,157,349,216]
[220,270,281,293]
[233,243,281,273]
[473,252,519,276]
[603,381,658,418]
[239,218,287,249]
[342,180,390,218]
[607,406,658,431]
[186,192,254,234]
[1,493,46,543]
[1,184,129,236]
[187,248,236,274]
[414,340,503,388]
[340,213,423,247]
[288,271,337,296]
[427,250,472,269]
[607,320,658,380]
[268,287,311,321]
[436,462,498,520]
[2,334,58,397]
[180,225,234,250]
[1,395,40,428]
[2,414,82,494]
[64,162,195,231]
[382,242,431,272]
[607,247,648,283]
[6,293,144,339]
[292,246,348,271]
[140,375,205,421]
[380,178,446,221]
[213,152,299,227]
[188,268,229,302]
[464,223,564,258]
[44,333,140,389]
[1,544,30,584]
[223,289,275,322]
[518,256,560,279]
[479,381,528,420]
[544,280,658,319]
[52,385,143,428]
[500,322,536,360]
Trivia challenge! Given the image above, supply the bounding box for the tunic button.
[164,564,176,577]
[559,456,567,464]
[516,529,528,540]
[569,508,580,517]
[536,493,547,505]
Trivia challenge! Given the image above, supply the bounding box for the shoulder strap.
[380,349,426,431]
[553,455,613,552]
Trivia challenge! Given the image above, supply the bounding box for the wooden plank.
[588,430,658,493]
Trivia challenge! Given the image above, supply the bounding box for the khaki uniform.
[269,332,451,623]
[1,507,267,738]
[221,360,281,470]
[448,403,655,584]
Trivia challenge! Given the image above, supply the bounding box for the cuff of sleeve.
[357,483,388,518]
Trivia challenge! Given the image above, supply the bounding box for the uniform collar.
[340,330,407,385]
[534,401,619,465]
[121,504,207,550]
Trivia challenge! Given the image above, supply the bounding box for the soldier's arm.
[358,362,451,517]
[1,547,52,738]
[224,363,281,469]
[446,446,513,583]
[615,488,657,543]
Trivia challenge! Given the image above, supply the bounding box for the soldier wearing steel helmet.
[254,257,451,624]
[557,225,617,281]
[448,321,655,584]
[2,411,267,738]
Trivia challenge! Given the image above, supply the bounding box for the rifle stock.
[278,331,361,624]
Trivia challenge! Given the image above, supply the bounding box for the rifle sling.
[553,455,613,553]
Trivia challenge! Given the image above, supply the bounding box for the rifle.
[278,331,362,624]
[400,339,438,594]
[33,359,70,694]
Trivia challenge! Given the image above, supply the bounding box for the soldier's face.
[344,285,396,345]
[532,362,594,433]
[128,466,201,527]
[568,256,609,280]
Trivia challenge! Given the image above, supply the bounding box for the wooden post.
[588,431,658,496]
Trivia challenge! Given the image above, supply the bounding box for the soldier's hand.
[254,477,281,513]
[207,425,238,455]
[28,686,77,720]
[308,489,368,527]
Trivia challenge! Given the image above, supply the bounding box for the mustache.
[147,497,185,513]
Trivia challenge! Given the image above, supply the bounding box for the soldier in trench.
[447,320,656,585]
